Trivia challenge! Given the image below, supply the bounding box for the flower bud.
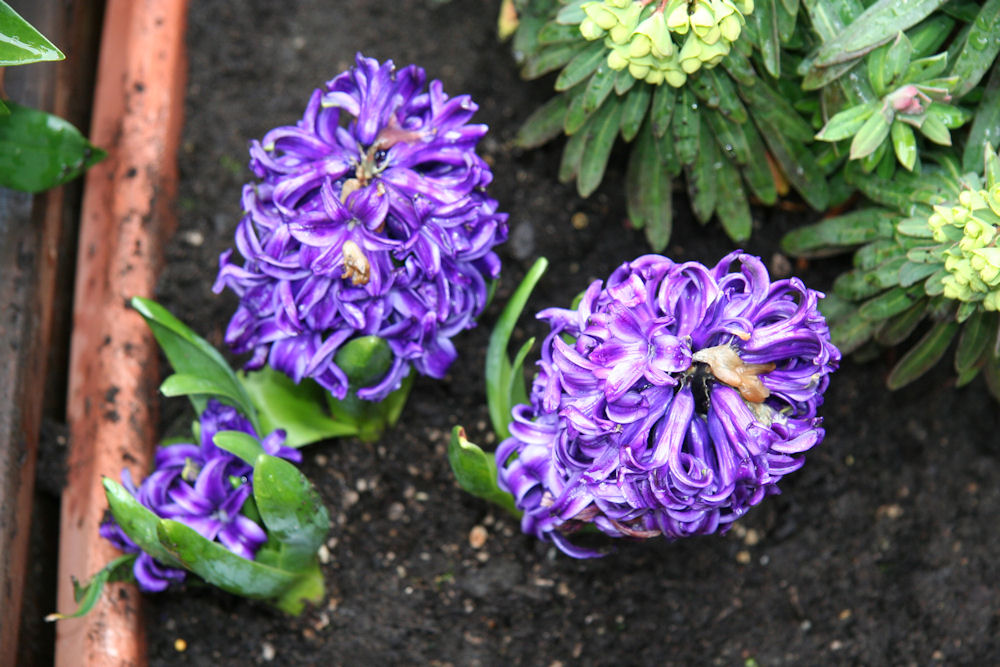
[579,17,606,41]
[583,2,619,31]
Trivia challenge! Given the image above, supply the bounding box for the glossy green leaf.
[981,352,1000,402]
[955,309,996,374]
[714,154,752,243]
[830,310,877,354]
[890,120,917,171]
[160,373,249,407]
[985,144,1000,188]
[883,32,913,89]
[707,108,750,164]
[521,42,581,79]
[905,52,949,85]
[614,68,637,96]
[739,79,815,143]
[334,335,393,387]
[874,299,928,346]
[781,208,894,256]
[896,216,934,239]
[849,110,891,160]
[737,123,778,205]
[949,0,1000,98]
[45,554,136,622]
[578,96,623,196]
[0,102,105,192]
[559,119,589,181]
[887,319,959,389]
[486,258,548,441]
[447,426,519,516]
[103,478,183,567]
[555,0,588,24]
[627,122,673,250]
[253,454,330,572]
[619,84,651,142]
[751,0,781,77]
[703,69,747,123]
[686,123,719,224]
[554,41,606,91]
[962,64,1000,172]
[132,297,260,431]
[0,1,64,65]
[672,90,700,167]
[812,0,947,68]
[816,102,878,142]
[754,116,829,211]
[908,15,954,59]
[924,102,971,130]
[537,20,582,45]
[917,112,951,146]
[649,84,675,138]
[515,93,570,149]
[239,366,356,447]
[859,286,914,321]
[213,430,266,465]
[898,260,940,287]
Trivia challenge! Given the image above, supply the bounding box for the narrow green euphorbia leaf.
[521,42,580,79]
[917,112,951,146]
[672,90,699,167]
[812,0,947,68]
[781,209,894,257]
[882,32,913,89]
[554,40,606,91]
[559,119,588,182]
[949,0,1000,98]
[816,102,878,142]
[239,367,357,447]
[649,84,675,139]
[830,309,877,355]
[887,319,959,389]
[577,96,622,197]
[0,1,64,65]
[626,121,673,250]
[252,454,330,572]
[619,84,651,143]
[890,120,917,171]
[898,260,940,287]
[0,102,105,192]
[963,69,1000,173]
[858,287,914,321]
[515,93,570,149]
[714,152,752,243]
[486,257,548,440]
[448,426,519,516]
[44,554,136,622]
[850,111,891,160]
[131,297,260,433]
[874,299,928,346]
[954,310,996,374]
[103,478,184,568]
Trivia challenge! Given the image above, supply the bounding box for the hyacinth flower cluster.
[214,53,507,402]
[579,0,754,86]
[495,252,839,557]
[100,400,301,591]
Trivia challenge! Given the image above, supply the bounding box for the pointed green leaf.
[898,260,940,287]
[917,111,951,146]
[812,0,947,68]
[486,258,548,440]
[0,102,105,192]
[672,89,700,167]
[849,110,891,160]
[650,84,675,138]
[619,84,651,142]
[131,297,259,431]
[737,122,778,205]
[874,299,928,346]
[962,64,1000,172]
[627,122,673,250]
[740,79,815,143]
[686,122,719,224]
[905,52,949,85]
[908,15,954,59]
[213,430,266,465]
[750,0,781,77]
[883,32,914,89]
[830,310,877,354]
[949,0,1000,98]
[714,156,753,243]
[925,102,971,130]
[103,478,183,568]
[555,0,588,24]
[239,367,356,447]
[559,119,589,181]
[887,319,959,389]
[448,426,519,516]
[521,42,581,79]
[707,108,750,164]
[554,41,606,91]
[816,102,878,142]
[253,454,330,571]
[578,97,623,196]
[0,2,64,65]
[781,208,895,256]
[703,69,747,123]
[859,286,914,321]
[580,62,616,115]
[890,120,917,171]
[537,20,583,45]
[160,373,249,406]
[896,215,934,239]
[754,116,829,211]
[515,93,570,149]
[955,309,997,374]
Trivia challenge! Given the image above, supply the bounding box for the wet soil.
[148,1,999,664]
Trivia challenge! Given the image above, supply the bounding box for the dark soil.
[149,1,999,664]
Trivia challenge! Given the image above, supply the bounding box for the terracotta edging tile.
[55,2,189,665]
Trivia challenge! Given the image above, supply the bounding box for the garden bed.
[78,0,1000,664]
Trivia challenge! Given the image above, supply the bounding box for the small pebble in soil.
[571,212,588,230]
[838,609,852,621]
[469,525,488,549]
[388,501,406,521]
[261,642,276,661]
[173,638,187,652]
[743,528,761,546]
[317,543,331,564]
[736,550,752,565]
[181,230,204,247]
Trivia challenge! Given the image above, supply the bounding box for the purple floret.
[100,400,300,591]
[496,252,840,557]
[214,53,507,401]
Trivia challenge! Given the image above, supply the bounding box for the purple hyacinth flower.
[496,252,840,558]
[214,53,508,402]
[100,400,300,591]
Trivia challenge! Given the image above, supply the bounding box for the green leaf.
[334,335,393,387]
[739,79,815,143]
[649,84,675,138]
[883,32,914,89]
[160,373,250,407]
[831,310,877,354]
[626,122,673,250]
[537,20,582,45]
[672,89,700,167]
[521,42,581,79]
[812,0,947,68]
[131,297,260,432]
[949,0,1000,98]
[559,119,589,182]
[239,367,357,447]
[686,122,719,224]
[447,426,519,516]
[486,258,548,440]
[45,554,137,622]
[890,120,917,171]
[577,96,623,197]
[905,52,949,85]
[858,286,914,321]
[874,299,928,346]
[816,102,878,142]
[253,454,330,572]
[917,112,951,146]
[213,430,266,465]
[898,260,940,287]
[103,478,184,568]
[781,208,895,257]
[614,68,637,96]
[581,63,617,115]
[754,116,830,211]
[0,1,64,65]
[0,102,105,192]
[737,122,778,205]
[849,110,891,160]
[515,93,570,149]
[962,63,1000,172]
[554,41,606,91]
[896,216,934,239]
[887,319,959,389]
[703,69,748,123]
[619,84,651,142]
[750,0,781,77]
[714,155,753,243]
[954,309,997,374]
